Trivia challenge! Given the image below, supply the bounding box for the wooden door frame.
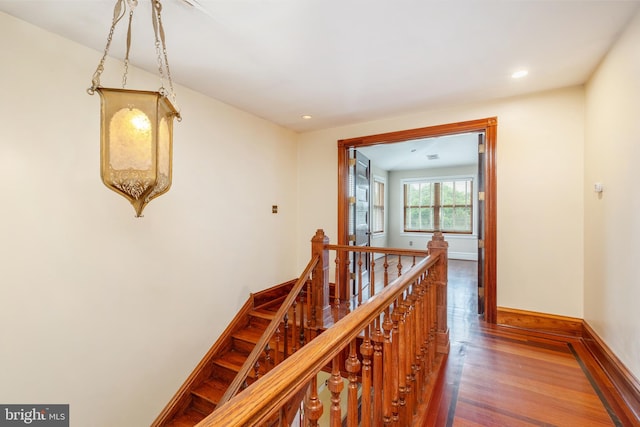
[337,117,498,323]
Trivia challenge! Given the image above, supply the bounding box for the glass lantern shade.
[97,87,179,217]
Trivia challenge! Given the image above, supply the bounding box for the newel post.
[311,229,330,329]
[427,231,450,354]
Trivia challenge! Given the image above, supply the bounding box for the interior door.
[477,133,486,315]
[352,149,371,294]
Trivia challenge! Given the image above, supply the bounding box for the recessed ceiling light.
[302,115,312,120]
[512,69,529,79]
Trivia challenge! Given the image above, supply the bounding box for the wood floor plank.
[430,260,634,427]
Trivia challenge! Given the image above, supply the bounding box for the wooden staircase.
[152,280,302,427]
[153,231,451,426]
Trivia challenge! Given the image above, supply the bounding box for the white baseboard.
[448,251,477,261]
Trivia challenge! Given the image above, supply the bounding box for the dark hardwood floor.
[428,260,638,427]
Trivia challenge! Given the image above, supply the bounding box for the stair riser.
[248,316,272,328]
[210,363,240,383]
[189,394,216,417]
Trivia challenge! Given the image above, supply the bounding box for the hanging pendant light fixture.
[87,0,181,217]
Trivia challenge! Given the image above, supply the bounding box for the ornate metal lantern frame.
[88,0,181,217]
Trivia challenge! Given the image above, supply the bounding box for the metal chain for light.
[87,0,127,95]
[121,1,137,89]
[87,0,181,116]
[151,0,179,112]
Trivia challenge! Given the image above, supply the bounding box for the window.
[372,179,385,233]
[404,178,473,233]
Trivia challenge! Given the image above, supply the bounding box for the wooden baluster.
[406,288,416,418]
[423,269,430,366]
[397,297,408,425]
[424,273,433,375]
[346,339,361,427]
[299,295,306,349]
[373,315,384,425]
[382,308,393,425]
[391,298,401,424]
[412,255,417,268]
[334,254,341,307]
[370,254,376,299]
[360,323,373,427]
[253,358,260,381]
[415,278,424,408]
[264,343,272,372]
[344,254,351,305]
[274,326,281,365]
[414,280,425,406]
[383,254,389,287]
[429,272,436,373]
[292,300,298,353]
[306,279,313,343]
[283,313,289,359]
[357,251,363,306]
[329,356,344,427]
[305,376,323,427]
[404,290,414,419]
[397,254,403,280]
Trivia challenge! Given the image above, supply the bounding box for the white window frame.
[401,175,474,235]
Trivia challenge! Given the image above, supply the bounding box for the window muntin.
[404,178,472,233]
[372,179,385,233]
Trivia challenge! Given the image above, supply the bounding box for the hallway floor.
[427,260,637,427]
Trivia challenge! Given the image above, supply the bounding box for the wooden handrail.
[196,254,439,426]
[326,243,430,258]
[216,254,321,406]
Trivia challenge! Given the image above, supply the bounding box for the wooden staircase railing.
[194,229,449,426]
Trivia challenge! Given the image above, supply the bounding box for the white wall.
[298,86,585,318]
[0,13,298,427]
[584,11,640,380]
[388,165,478,260]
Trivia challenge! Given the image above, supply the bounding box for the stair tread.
[250,307,304,324]
[233,325,269,343]
[213,349,270,379]
[214,349,250,370]
[250,308,278,320]
[192,377,227,404]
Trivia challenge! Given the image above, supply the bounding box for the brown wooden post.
[345,339,361,427]
[382,309,393,425]
[329,356,344,426]
[428,231,450,354]
[397,299,408,425]
[305,376,323,427]
[391,301,401,424]
[312,229,330,329]
[360,324,373,427]
[372,317,384,425]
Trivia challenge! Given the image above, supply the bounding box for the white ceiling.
[1,0,638,133]
[358,132,480,171]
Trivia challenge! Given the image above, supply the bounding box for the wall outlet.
[409,241,413,246]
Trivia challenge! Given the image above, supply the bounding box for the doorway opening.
[337,118,497,322]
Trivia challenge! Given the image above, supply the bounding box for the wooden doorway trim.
[337,117,498,323]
